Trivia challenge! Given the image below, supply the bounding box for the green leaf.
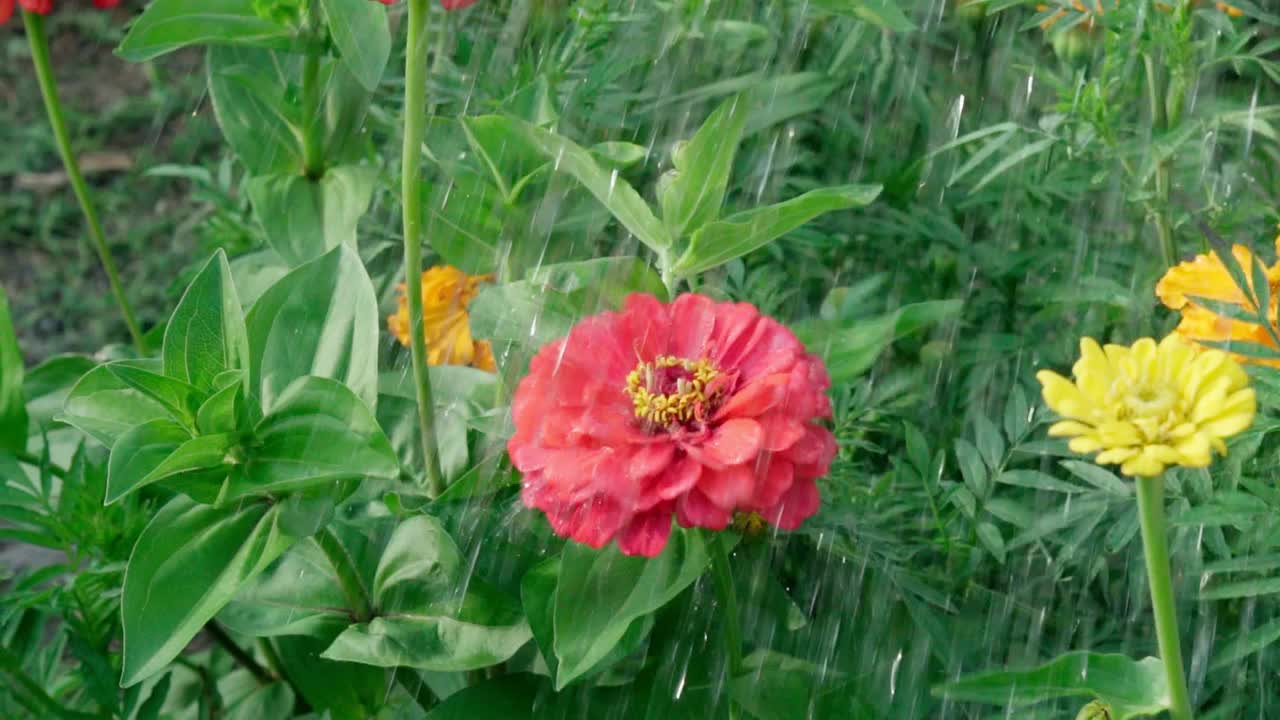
[106,362,202,427]
[663,96,749,237]
[218,539,354,638]
[225,681,294,720]
[164,250,250,393]
[22,355,95,432]
[61,361,173,448]
[321,516,532,671]
[246,165,377,267]
[318,0,389,91]
[0,290,27,453]
[469,257,665,348]
[208,46,303,176]
[806,0,916,31]
[424,171,505,275]
[794,299,961,384]
[245,245,380,412]
[218,376,398,503]
[476,116,671,251]
[995,470,1086,494]
[423,674,544,719]
[116,0,296,62]
[954,439,990,498]
[106,420,230,504]
[936,652,1170,719]
[196,372,252,435]
[273,634,386,720]
[1060,460,1130,495]
[731,650,873,720]
[120,496,296,686]
[672,184,881,276]
[1201,576,1280,600]
[552,527,708,689]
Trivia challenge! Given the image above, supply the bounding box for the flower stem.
[401,0,446,497]
[23,11,146,355]
[706,532,744,676]
[1142,54,1177,269]
[1135,476,1193,720]
[315,527,374,622]
[300,1,326,179]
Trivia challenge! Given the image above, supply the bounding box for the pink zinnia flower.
[508,293,837,557]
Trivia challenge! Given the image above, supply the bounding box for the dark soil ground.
[1,5,221,363]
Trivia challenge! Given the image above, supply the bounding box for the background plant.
[2,0,1280,718]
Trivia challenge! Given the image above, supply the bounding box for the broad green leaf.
[1061,460,1130,495]
[245,245,379,412]
[22,354,95,432]
[469,257,665,348]
[672,184,881,276]
[805,0,916,31]
[423,674,544,719]
[106,362,202,428]
[196,371,252,435]
[208,46,304,176]
[476,116,671,251]
[0,290,26,453]
[954,439,990,498]
[730,650,874,720]
[975,522,1007,564]
[273,634,386,720]
[116,0,296,62]
[105,420,229,503]
[120,496,296,686]
[663,95,748,237]
[246,165,377,267]
[228,250,290,309]
[322,516,531,671]
[424,171,505,275]
[319,0,389,91]
[163,250,250,393]
[218,539,354,638]
[936,652,1170,719]
[552,527,708,689]
[225,681,294,720]
[321,594,532,672]
[61,361,173,448]
[218,376,398,502]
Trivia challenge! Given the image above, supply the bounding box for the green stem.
[15,450,68,480]
[300,2,326,179]
[706,532,744,676]
[1135,476,1193,720]
[205,622,274,685]
[315,527,374,621]
[401,0,446,497]
[1143,53,1177,268]
[23,11,146,355]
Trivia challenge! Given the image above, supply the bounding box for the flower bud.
[1075,700,1113,720]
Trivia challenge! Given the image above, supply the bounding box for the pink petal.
[676,490,732,530]
[761,477,819,530]
[617,507,674,557]
[702,418,763,466]
[650,455,701,503]
[759,414,806,453]
[669,294,716,358]
[715,374,787,420]
[698,464,756,509]
[751,459,794,509]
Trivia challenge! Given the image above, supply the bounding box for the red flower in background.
[508,293,837,557]
[2,0,117,23]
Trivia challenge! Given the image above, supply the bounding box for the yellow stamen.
[624,355,720,427]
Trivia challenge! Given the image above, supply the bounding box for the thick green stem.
[205,622,274,685]
[315,528,374,621]
[23,11,146,354]
[301,2,326,178]
[1142,54,1177,269]
[401,0,446,497]
[1135,476,1193,720]
[706,532,744,676]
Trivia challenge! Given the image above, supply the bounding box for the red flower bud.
[93,0,119,8]
[0,0,13,24]
[18,0,54,15]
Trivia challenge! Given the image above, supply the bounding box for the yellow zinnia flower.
[388,265,497,372]
[1156,236,1280,368]
[1037,335,1255,477]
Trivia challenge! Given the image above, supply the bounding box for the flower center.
[624,355,721,429]
[1125,385,1178,418]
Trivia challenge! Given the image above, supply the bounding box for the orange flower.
[1155,236,1280,367]
[1037,0,1109,32]
[388,265,496,372]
